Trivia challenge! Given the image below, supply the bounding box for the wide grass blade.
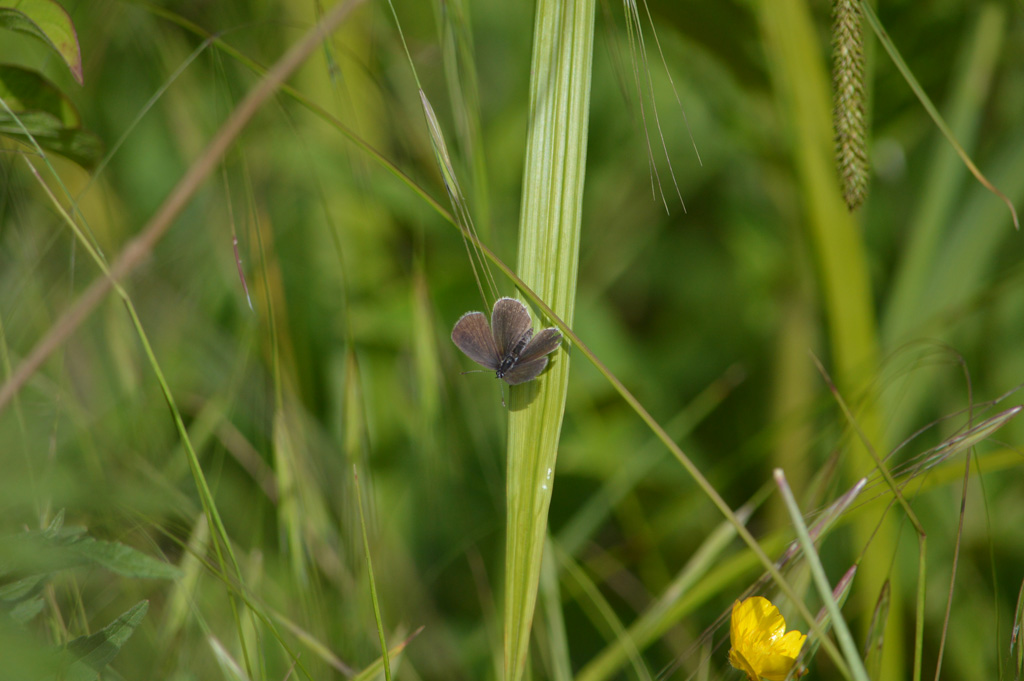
[504,0,595,679]
[757,0,897,674]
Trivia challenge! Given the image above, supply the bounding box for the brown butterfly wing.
[490,298,534,359]
[452,311,500,370]
[500,327,562,384]
[501,357,549,385]
[517,327,562,362]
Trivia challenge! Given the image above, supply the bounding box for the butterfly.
[451,297,563,385]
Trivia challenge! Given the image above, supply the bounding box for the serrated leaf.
[0,0,83,84]
[0,64,102,167]
[8,594,45,624]
[0,526,181,581]
[62,600,149,681]
[63,534,182,580]
[0,573,47,602]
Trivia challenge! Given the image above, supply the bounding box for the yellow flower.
[729,597,807,681]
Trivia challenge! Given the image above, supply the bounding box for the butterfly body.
[452,298,562,385]
[496,329,533,378]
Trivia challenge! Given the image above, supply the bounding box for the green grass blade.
[858,0,1018,229]
[538,537,572,681]
[757,0,897,675]
[433,0,492,237]
[1012,578,1024,679]
[354,465,391,681]
[882,5,1007,348]
[556,543,653,681]
[503,1,595,680]
[573,504,755,681]
[775,469,865,681]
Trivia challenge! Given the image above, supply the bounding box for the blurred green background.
[1,0,1023,679]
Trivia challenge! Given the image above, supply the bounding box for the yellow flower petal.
[728,644,761,681]
[728,597,806,681]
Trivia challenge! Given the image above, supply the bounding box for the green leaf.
[504,1,593,680]
[62,600,149,681]
[0,525,181,581]
[0,64,102,167]
[0,63,78,127]
[0,0,83,84]
[0,573,47,603]
[7,594,45,624]
[63,533,183,580]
